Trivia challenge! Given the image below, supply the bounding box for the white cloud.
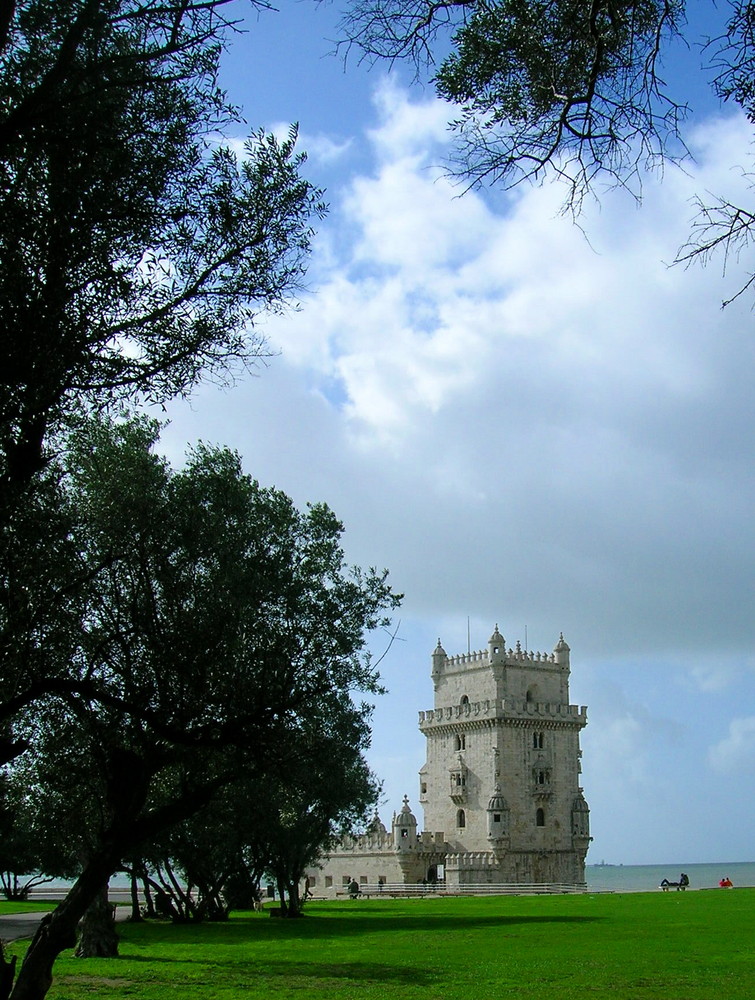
[709,716,755,772]
[367,77,452,163]
[299,131,353,166]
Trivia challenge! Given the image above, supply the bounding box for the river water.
[27,862,755,900]
[586,861,755,892]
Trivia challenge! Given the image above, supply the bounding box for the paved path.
[0,912,49,942]
[0,906,131,942]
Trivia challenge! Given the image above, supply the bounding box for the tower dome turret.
[431,638,447,685]
[554,632,570,667]
[393,795,418,851]
[487,784,510,841]
[367,810,387,835]
[488,624,505,664]
[571,791,590,840]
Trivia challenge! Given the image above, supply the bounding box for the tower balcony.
[418,699,587,730]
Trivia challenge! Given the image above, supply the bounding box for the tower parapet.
[419,699,587,729]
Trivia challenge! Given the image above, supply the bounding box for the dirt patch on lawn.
[58,975,136,987]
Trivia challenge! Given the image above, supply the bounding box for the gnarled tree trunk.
[75,883,118,958]
[9,850,118,1000]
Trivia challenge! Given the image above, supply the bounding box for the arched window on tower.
[533,732,544,749]
[454,733,466,751]
[457,809,466,829]
[460,695,469,707]
[536,808,545,827]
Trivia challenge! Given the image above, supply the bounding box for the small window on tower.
[536,808,545,827]
[457,809,466,828]
[493,813,501,823]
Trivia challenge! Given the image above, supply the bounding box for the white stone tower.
[418,626,590,885]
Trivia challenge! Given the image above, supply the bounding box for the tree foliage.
[121,620,382,923]
[339,0,755,301]
[343,0,686,204]
[0,0,324,497]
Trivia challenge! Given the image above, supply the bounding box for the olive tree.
[136,705,379,923]
[3,415,399,1000]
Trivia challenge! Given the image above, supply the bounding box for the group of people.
[660,872,735,890]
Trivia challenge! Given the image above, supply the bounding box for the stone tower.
[418,626,590,885]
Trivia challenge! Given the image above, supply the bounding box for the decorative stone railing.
[419,700,587,726]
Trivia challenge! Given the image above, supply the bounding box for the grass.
[3,891,753,999]
[0,900,57,914]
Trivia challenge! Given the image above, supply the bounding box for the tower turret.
[486,785,510,842]
[488,624,505,665]
[571,791,590,840]
[393,795,418,851]
[431,638,447,688]
[554,633,570,667]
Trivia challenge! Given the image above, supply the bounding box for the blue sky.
[158,2,755,866]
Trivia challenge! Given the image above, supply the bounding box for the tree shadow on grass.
[250,960,440,986]
[119,910,603,953]
[255,911,603,941]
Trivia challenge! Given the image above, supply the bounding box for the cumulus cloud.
[251,85,755,657]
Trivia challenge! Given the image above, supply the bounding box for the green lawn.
[0,900,57,914]
[4,891,753,999]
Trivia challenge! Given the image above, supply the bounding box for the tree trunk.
[128,871,143,922]
[275,878,288,916]
[75,883,119,958]
[141,873,156,918]
[286,879,302,918]
[0,941,17,1000]
[9,850,118,1000]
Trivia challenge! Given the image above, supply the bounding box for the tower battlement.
[442,646,559,669]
